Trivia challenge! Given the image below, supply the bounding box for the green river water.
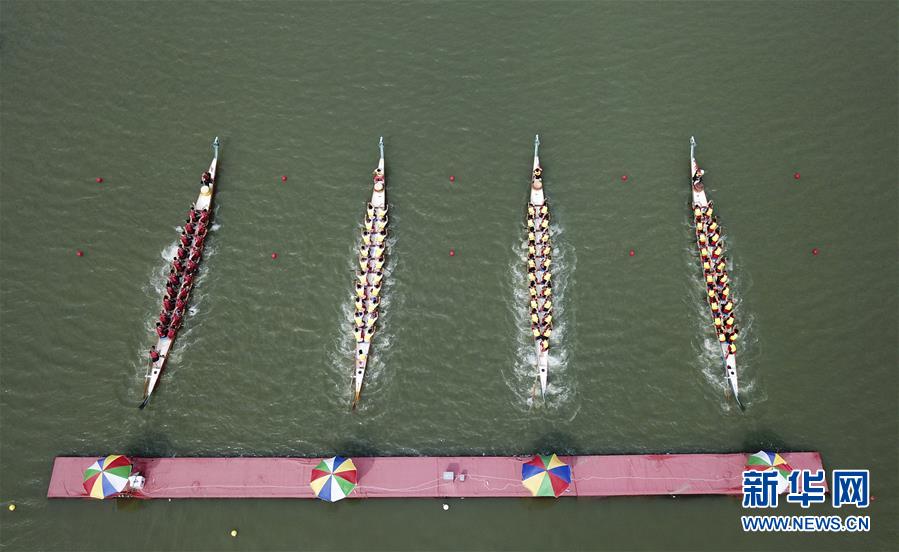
[1,1,896,550]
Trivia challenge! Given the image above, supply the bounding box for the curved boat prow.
[726,356,743,409]
[537,351,549,397]
[533,134,540,170]
[378,136,385,172]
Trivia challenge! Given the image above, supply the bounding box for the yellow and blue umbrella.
[310,456,357,502]
[745,451,793,494]
[82,455,132,499]
[522,454,571,497]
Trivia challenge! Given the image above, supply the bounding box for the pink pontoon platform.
[47,453,824,499]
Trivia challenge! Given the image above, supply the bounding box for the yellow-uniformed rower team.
[527,165,553,353]
[353,168,388,353]
[692,169,738,356]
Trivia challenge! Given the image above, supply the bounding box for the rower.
[530,299,538,310]
[362,232,372,246]
[718,332,727,343]
[717,274,729,287]
[542,286,552,297]
[708,219,719,232]
[714,316,723,329]
[367,310,379,325]
[527,258,536,270]
[178,287,191,302]
[167,272,180,287]
[721,286,731,299]
[354,312,364,327]
[723,301,734,313]
[201,171,212,185]
[156,325,166,338]
[372,246,384,258]
[165,284,176,298]
[193,234,205,249]
[702,260,711,271]
[527,244,536,256]
[705,273,714,285]
[699,247,710,259]
[173,259,183,273]
[358,257,369,272]
[705,205,714,217]
[354,297,364,311]
[527,231,536,244]
[698,234,708,245]
[366,203,375,218]
[197,222,207,236]
[149,347,161,363]
[543,299,552,311]
[527,271,537,283]
[712,246,723,259]
[371,271,383,285]
[186,259,198,273]
[716,259,727,272]
[372,231,385,245]
[527,205,535,217]
[527,218,535,230]
[709,299,720,312]
[166,327,176,339]
[199,209,209,224]
[361,328,372,342]
[184,222,194,235]
[175,298,186,311]
[171,310,182,328]
[356,271,368,285]
[728,329,739,342]
[367,296,380,312]
[370,284,381,298]
[540,233,549,243]
[540,218,549,230]
[533,167,542,179]
[355,283,365,298]
[375,219,387,232]
[353,327,363,342]
[532,327,541,338]
[531,312,539,324]
[159,311,170,325]
[538,336,549,350]
[176,247,188,260]
[725,316,735,328]
[529,287,537,298]
[693,206,703,221]
[542,258,551,270]
[373,257,385,271]
[541,245,551,257]
[709,232,720,245]
[364,218,374,232]
[180,233,191,247]
[183,273,194,287]
[190,248,201,262]
[542,272,552,284]
[542,313,553,325]
[727,343,736,355]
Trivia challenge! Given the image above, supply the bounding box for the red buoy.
[449,175,455,182]
[271,252,278,260]
[621,175,628,182]
[812,248,819,256]
[628,249,635,257]
[76,249,84,257]
[95,177,103,183]
[281,175,288,182]
[793,172,801,180]
[449,248,455,257]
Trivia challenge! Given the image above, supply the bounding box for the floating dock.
[47,452,824,499]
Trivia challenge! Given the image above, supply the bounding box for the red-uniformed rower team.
[526,165,553,354]
[692,169,738,355]
[148,171,213,365]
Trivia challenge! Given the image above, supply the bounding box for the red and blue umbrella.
[522,454,571,497]
[83,455,132,499]
[310,456,357,502]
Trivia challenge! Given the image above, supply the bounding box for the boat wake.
[684,236,761,410]
[133,218,221,396]
[326,232,399,416]
[504,220,577,411]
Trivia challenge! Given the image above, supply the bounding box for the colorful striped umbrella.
[745,451,793,494]
[83,455,132,499]
[310,456,357,502]
[521,454,571,497]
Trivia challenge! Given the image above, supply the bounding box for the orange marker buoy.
[281,175,288,182]
[793,172,801,180]
[449,175,455,182]
[271,252,278,259]
[812,248,819,256]
[628,249,635,257]
[449,249,455,257]
[76,249,84,257]
[95,177,103,183]
[621,175,628,182]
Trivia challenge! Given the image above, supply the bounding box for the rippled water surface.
[1,1,896,550]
